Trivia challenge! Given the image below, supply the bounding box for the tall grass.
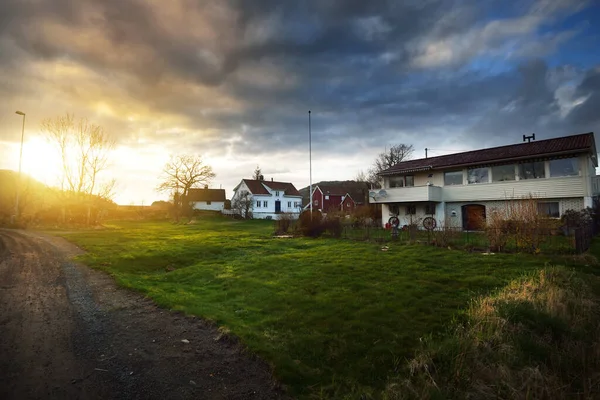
[385,266,600,399]
[485,196,563,253]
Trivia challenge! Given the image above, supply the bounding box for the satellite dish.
[369,191,377,198]
[378,189,388,197]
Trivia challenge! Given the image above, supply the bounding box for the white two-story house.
[373,132,599,230]
[231,178,303,219]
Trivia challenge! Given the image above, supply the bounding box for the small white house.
[231,178,303,219]
[187,187,227,212]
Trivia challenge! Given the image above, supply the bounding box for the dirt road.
[0,229,288,400]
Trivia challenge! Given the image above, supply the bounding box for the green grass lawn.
[59,218,562,398]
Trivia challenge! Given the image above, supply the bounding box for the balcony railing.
[369,185,442,203]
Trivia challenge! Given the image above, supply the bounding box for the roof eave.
[380,147,594,175]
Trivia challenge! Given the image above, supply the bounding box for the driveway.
[0,229,288,400]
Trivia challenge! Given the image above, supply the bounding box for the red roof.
[380,132,596,175]
[241,179,301,196]
[186,188,226,202]
[315,182,369,204]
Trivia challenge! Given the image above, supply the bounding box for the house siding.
[442,176,585,202]
[377,154,596,228]
[231,180,302,219]
[192,201,225,211]
[444,198,585,229]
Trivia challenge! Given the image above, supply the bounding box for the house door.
[275,200,281,213]
[462,204,486,230]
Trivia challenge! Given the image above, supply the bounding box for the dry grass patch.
[387,267,600,399]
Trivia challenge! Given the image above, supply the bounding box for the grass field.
[60,217,573,398]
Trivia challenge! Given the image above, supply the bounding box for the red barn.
[307,182,369,213]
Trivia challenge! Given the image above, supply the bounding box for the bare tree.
[157,155,216,221]
[367,144,414,188]
[41,113,116,225]
[355,170,368,182]
[231,190,253,219]
[253,165,262,180]
[42,114,115,195]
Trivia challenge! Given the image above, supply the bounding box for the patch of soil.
[0,229,290,400]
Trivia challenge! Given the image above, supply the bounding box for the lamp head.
[15,111,25,116]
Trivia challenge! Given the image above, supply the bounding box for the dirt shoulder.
[0,229,289,400]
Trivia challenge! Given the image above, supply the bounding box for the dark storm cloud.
[0,0,596,159]
[567,68,600,127]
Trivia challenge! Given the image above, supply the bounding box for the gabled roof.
[239,179,301,197]
[380,132,597,176]
[186,188,226,202]
[315,184,347,196]
[313,182,370,204]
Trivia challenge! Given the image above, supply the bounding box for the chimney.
[259,174,264,181]
[271,177,273,182]
[204,184,208,189]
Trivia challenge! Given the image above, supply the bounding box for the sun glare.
[22,136,63,186]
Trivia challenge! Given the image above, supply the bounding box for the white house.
[372,132,599,230]
[187,187,227,212]
[231,178,303,219]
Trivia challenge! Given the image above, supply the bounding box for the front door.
[462,204,486,230]
[275,200,281,213]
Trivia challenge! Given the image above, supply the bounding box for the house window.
[389,176,405,188]
[549,157,578,177]
[263,201,268,208]
[405,175,414,187]
[275,191,280,196]
[314,199,319,206]
[468,167,489,184]
[256,201,261,208]
[538,202,560,218]
[518,161,545,179]
[288,201,291,207]
[492,164,515,182]
[325,195,330,200]
[425,203,436,215]
[389,204,400,215]
[406,205,416,215]
[444,170,463,185]
[207,201,212,205]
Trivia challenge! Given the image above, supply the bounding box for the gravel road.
[0,229,289,400]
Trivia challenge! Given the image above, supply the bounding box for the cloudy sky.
[1,0,599,204]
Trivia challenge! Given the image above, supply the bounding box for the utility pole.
[309,110,312,220]
[12,111,26,224]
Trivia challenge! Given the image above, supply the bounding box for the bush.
[324,212,344,238]
[297,210,325,238]
[274,213,294,234]
[561,208,592,233]
[431,221,461,248]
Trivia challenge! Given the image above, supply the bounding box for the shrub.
[274,212,294,234]
[431,221,461,248]
[324,211,344,238]
[349,206,375,227]
[561,208,592,233]
[297,210,325,238]
[485,196,556,253]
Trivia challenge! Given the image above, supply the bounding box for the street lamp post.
[13,111,26,224]
[308,110,312,219]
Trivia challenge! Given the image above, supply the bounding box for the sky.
[1,0,599,205]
